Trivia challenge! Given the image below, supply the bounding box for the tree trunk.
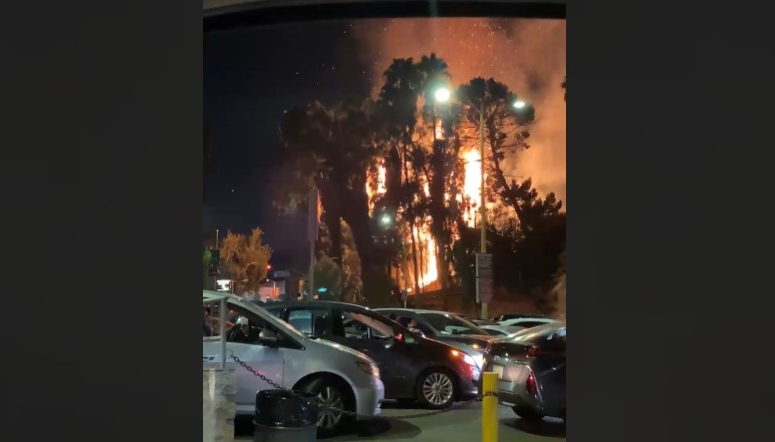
[318,179,342,265]
[429,136,450,311]
[339,183,389,303]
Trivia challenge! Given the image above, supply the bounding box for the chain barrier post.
[219,297,227,369]
[481,372,498,442]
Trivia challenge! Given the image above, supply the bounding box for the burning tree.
[276,53,565,309]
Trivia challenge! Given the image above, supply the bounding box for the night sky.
[204,21,371,266]
[204,18,566,268]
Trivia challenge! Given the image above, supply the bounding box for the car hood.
[309,336,377,364]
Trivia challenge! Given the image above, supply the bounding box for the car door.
[202,302,285,407]
[331,308,421,399]
[534,330,566,413]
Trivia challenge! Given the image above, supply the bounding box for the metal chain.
[229,352,478,420]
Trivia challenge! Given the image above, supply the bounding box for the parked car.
[492,313,548,322]
[374,308,492,369]
[265,301,481,409]
[499,317,559,329]
[202,291,384,436]
[479,324,524,336]
[481,322,566,422]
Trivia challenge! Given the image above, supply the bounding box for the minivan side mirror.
[258,329,279,346]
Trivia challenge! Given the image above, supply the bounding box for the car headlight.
[452,349,475,365]
[356,360,380,377]
[473,354,484,368]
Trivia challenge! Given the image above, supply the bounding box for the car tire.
[512,406,544,422]
[298,375,355,437]
[416,368,457,409]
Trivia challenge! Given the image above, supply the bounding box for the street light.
[513,100,526,109]
[380,214,392,226]
[434,87,451,103]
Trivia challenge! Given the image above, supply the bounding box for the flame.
[376,165,386,194]
[412,222,438,288]
[435,120,444,139]
[366,162,387,214]
[362,147,487,289]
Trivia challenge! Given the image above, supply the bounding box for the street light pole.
[478,100,488,321]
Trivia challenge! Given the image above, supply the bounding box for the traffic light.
[208,249,220,276]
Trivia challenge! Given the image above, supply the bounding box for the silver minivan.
[203,291,384,435]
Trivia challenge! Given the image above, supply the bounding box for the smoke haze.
[352,18,566,206]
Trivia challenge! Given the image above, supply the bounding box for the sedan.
[266,301,481,409]
[479,324,524,336]
[374,308,493,369]
[482,322,566,422]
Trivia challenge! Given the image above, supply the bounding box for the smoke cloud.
[352,18,566,206]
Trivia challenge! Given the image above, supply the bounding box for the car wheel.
[512,406,544,422]
[416,368,457,409]
[298,375,354,437]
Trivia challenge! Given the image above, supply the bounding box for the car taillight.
[526,373,538,396]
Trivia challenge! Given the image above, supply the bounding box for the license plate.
[491,364,505,379]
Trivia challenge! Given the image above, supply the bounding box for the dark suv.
[266,301,480,409]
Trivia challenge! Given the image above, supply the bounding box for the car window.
[265,306,284,319]
[342,311,395,341]
[206,303,272,345]
[287,308,331,336]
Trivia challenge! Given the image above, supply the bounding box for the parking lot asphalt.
[235,400,566,441]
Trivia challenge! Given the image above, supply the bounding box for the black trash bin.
[253,389,319,442]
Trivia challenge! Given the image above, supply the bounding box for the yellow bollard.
[482,371,498,442]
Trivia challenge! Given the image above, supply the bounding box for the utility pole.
[479,99,489,320]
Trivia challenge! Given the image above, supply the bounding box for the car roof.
[203,290,232,303]
[264,300,376,313]
[372,308,449,315]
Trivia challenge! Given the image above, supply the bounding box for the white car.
[203,291,384,436]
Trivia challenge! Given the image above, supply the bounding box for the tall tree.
[376,54,466,308]
[278,98,389,299]
[458,77,562,237]
[340,220,363,303]
[219,228,272,293]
